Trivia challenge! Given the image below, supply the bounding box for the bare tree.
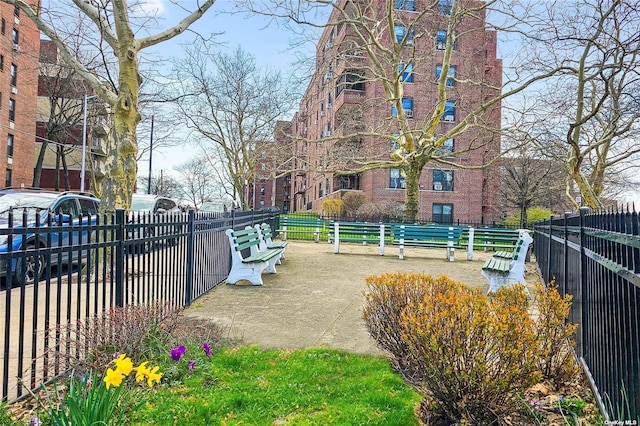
[172,44,298,209]
[511,0,640,209]
[6,0,216,211]
[500,143,568,228]
[173,158,221,208]
[136,173,181,199]
[243,0,563,221]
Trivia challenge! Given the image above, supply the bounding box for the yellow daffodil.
[146,366,162,388]
[114,354,133,376]
[135,362,150,383]
[103,368,125,389]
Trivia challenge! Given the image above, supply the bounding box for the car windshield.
[130,196,155,211]
[0,193,56,221]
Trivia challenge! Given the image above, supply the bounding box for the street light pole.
[81,94,98,193]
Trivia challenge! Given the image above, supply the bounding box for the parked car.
[198,201,230,213]
[128,194,182,251]
[0,187,101,286]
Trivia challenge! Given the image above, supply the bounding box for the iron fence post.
[115,209,125,307]
[185,210,195,306]
[578,207,587,358]
[547,215,553,283]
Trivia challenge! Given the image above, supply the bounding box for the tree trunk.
[403,162,426,222]
[33,141,48,187]
[98,49,141,212]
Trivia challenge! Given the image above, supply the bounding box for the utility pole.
[148,114,154,194]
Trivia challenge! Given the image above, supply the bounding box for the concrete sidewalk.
[184,241,539,356]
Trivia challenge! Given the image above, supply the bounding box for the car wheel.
[13,243,45,286]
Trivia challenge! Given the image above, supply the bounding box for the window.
[390,133,402,152]
[8,98,15,122]
[432,203,453,224]
[433,170,454,191]
[438,0,453,14]
[11,29,18,45]
[394,0,415,11]
[6,134,13,157]
[438,100,455,122]
[435,137,454,156]
[435,65,456,86]
[55,200,80,217]
[13,6,19,17]
[260,186,265,196]
[9,63,16,86]
[336,69,365,95]
[398,62,414,83]
[0,54,4,71]
[319,182,323,198]
[394,25,414,45]
[390,168,406,189]
[5,169,11,187]
[436,30,456,50]
[79,199,99,216]
[392,97,414,117]
[1,19,5,35]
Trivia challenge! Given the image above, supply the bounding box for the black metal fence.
[534,208,639,422]
[0,208,279,402]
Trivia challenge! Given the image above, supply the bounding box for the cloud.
[135,0,167,16]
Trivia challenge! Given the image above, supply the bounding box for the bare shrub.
[341,191,367,217]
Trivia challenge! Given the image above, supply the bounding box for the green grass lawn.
[128,346,420,425]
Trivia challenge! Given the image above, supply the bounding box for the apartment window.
[439,100,455,122]
[394,0,415,11]
[0,54,4,71]
[327,91,333,107]
[392,97,414,118]
[1,19,5,35]
[319,182,323,198]
[326,177,330,194]
[14,6,20,17]
[12,29,18,45]
[336,69,365,95]
[436,30,456,50]
[8,98,15,122]
[432,203,453,224]
[390,133,402,152]
[9,64,16,86]
[394,25,414,45]
[438,0,453,14]
[398,62,414,83]
[6,134,13,157]
[5,169,11,187]
[259,200,265,209]
[435,65,456,86]
[435,137,454,156]
[433,170,454,191]
[390,168,406,189]
[260,186,265,196]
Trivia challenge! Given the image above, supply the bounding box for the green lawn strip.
[129,346,420,425]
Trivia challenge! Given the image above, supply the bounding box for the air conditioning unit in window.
[400,181,406,189]
[10,87,17,94]
[405,110,414,118]
[325,41,333,49]
[443,115,454,122]
[320,110,325,117]
[323,130,331,137]
[12,44,20,52]
[327,103,332,109]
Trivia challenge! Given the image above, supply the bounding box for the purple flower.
[203,342,212,357]
[170,345,186,362]
[188,360,196,371]
[30,417,42,426]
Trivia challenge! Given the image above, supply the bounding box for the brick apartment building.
[36,39,110,192]
[0,2,40,188]
[262,0,503,224]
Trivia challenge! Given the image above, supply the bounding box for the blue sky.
[139,0,313,175]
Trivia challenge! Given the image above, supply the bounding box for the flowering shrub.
[38,354,161,426]
[363,273,548,424]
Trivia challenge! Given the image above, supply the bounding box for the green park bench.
[392,224,463,261]
[225,227,284,285]
[277,217,323,242]
[481,230,533,293]
[328,222,392,255]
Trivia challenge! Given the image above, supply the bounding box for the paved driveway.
[185,240,540,356]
